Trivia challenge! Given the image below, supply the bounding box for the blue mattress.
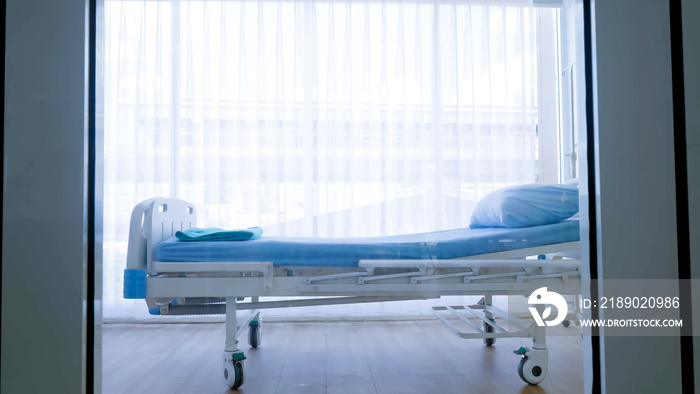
[154,219,579,267]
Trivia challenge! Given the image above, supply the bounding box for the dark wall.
[2,0,90,392]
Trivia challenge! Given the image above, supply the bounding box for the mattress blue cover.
[154,219,580,267]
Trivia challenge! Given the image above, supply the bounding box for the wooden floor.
[102,321,583,394]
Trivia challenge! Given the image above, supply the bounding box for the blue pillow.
[470,184,579,228]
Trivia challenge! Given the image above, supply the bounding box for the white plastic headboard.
[125,198,197,274]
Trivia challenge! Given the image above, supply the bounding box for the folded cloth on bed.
[175,226,263,242]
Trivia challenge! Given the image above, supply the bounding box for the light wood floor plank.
[281,322,328,377]
[327,375,377,394]
[244,322,293,379]
[326,322,372,377]
[277,374,327,393]
[103,320,584,393]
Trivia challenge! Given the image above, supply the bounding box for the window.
[104,0,558,319]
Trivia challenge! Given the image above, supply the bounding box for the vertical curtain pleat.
[104,0,538,320]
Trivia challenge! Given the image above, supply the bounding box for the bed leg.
[483,295,496,346]
[225,297,240,352]
[248,310,263,348]
[223,297,246,389]
[532,315,547,351]
[514,304,549,385]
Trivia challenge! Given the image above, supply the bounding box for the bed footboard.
[124,198,197,299]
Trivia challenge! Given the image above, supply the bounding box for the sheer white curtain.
[104,0,538,319]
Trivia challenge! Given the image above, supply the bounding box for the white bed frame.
[124,198,582,389]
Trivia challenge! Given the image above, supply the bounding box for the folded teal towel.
[175,226,263,242]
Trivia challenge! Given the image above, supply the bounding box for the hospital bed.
[123,197,581,389]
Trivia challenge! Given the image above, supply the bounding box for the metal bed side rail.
[146,255,580,297]
[358,258,580,269]
[145,275,582,298]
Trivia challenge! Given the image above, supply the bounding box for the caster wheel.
[518,356,547,385]
[224,359,245,389]
[484,321,495,346]
[248,322,262,348]
[563,320,571,328]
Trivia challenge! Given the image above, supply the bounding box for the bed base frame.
[124,198,582,388]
